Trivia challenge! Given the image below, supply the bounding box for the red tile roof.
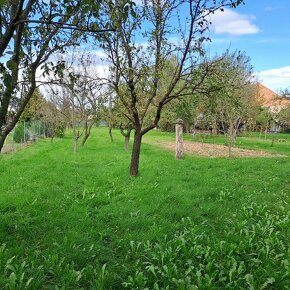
[255,83,290,112]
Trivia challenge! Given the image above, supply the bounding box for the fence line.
[9,120,46,144]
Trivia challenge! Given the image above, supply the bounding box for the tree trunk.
[264,123,269,138]
[227,123,234,157]
[212,118,218,135]
[81,122,88,146]
[124,136,129,150]
[73,124,79,154]
[185,122,190,134]
[109,122,114,142]
[228,141,232,157]
[0,72,37,153]
[120,124,132,151]
[73,136,78,153]
[81,133,89,146]
[81,120,94,146]
[271,135,275,147]
[130,131,142,176]
[0,133,7,153]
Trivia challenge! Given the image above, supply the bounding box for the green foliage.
[278,106,290,132]
[0,0,7,7]
[54,123,66,138]
[122,203,289,289]
[12,123,29,143]
[157,103,177,132]
[20,89,46,122]
[45,118,66,139]
[256,107,272,127]
[38,101,66,139]
[0,243,108,289]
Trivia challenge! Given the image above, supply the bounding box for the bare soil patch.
[149,140,286,158]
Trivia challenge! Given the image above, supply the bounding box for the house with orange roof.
[255,83,290,114]
[255,83,290,132]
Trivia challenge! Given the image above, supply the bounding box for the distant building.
[255,83,290,132]
[255,83,290,114]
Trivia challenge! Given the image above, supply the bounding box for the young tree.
[100,92,119,143]
[120,122,132,150]
[255,107,272,137]
[39,100,66,142]
[175,95,202,134]
[275,89,290,132]
[100,88,134,145]
[277,106,290,132]
[276,88,290,132]
[73,54,103,147]
[208,51,255,156]
[100,0,244,176]
[48,51,103,152]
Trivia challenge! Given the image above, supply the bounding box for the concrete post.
[175,119,184,159]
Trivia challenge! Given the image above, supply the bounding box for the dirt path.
[146,140,287,158]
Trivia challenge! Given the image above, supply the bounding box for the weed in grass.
[122,202,289,289]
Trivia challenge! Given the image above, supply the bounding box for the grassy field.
[0,127,289,289]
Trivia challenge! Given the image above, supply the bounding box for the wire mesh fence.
[12,120,46,143]
[3,121,46,153]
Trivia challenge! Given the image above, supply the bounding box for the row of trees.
[15,48,290,168]
[5,0,286,177]
[24,48,289,160]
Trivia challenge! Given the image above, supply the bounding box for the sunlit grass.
[0,127,289,289]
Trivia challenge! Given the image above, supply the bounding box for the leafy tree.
[19,88,46,122]
[207,51,255,156]
[48,51,103,152]
[100,0,244,176]
[39,100,66,142]
[99,91,120,143]
[255,107,272,137]
[275,88,290,132]
[175,95,203,133]
[277,106,290,132]
[157,101,178,132]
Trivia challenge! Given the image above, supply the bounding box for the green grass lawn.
[0,128,289,289]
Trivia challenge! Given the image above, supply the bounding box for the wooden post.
[175,119,184,159]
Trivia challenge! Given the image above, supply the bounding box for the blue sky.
[207,0,290,92]
[41,1,289,94]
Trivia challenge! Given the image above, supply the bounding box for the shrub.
[13,123,30,143]
[55,122,66,138]
[45,122,66,138]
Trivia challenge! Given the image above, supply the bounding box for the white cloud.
[264,6,280,12]
[264,6,273,12]
[210,8,260,36]
[257,66,290,92]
